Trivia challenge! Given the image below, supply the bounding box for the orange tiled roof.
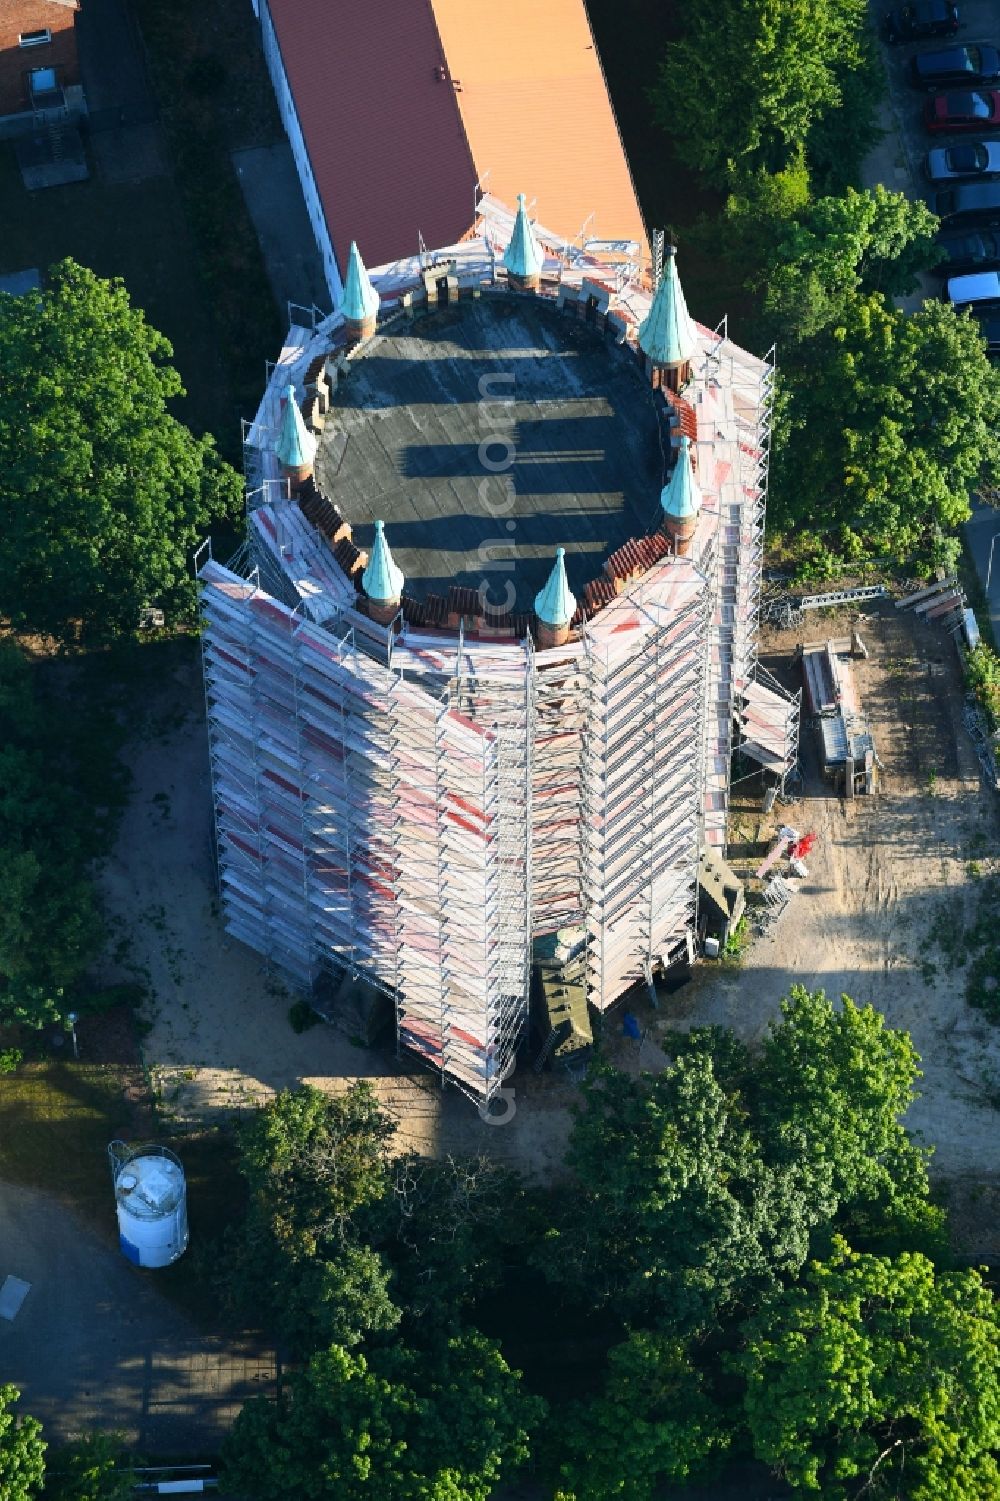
[264,0,646,280]
[433,0,647,258]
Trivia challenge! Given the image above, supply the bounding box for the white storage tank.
[108,1141,189,1268]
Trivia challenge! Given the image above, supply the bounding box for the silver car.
[926,139,1000,181]
[947,268,1000,303]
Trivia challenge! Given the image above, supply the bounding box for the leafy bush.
[288,999,320,1034]
[966,642,1000,730]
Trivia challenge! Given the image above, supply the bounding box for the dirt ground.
[678,601,1000,1253]
[95,606,1000,1242]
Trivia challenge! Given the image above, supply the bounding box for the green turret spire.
[638,245,696,367]
[534,547,576,628]
[362,520,404,603]
[342,241,380,325]
[275,384,316,470]
[504,194,544,282]
[660,436,702,521]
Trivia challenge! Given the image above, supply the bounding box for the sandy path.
[671,605,1000,1180]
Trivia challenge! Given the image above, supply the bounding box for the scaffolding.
[580,568,706,1007]
[532,643,590,932]
[735,664,801,792]
[199,231,782,1098]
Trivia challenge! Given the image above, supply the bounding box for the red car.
[925,88,1000,130]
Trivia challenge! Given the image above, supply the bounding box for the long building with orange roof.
[252,0,647,306]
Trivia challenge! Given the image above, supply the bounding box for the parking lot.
[873,0,1000,309]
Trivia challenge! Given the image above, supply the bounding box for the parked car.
[926,139,1000,181]
[884,0,958,43]
[929,180,1000,222]
[946,268,1000,303]
[973,306,1000,351]
[910,43,1000,88]
[924,88,1000,130]
[929,226,1000,273]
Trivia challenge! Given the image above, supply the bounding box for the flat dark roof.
[315,298,662,612]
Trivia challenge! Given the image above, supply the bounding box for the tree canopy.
[533,988,945,1335]
[753,984,947,1255]
[535,1049,816,1332]
[552,1334,728,1501]
[725,183,942,344]
[42,1434,133,1501]
[771,293,1000,572]
[0,259,241,645]
[652,0,875,186]
[60,986,992,1499]
[214,1083,399,1355]
[737,1240,1000,1498]
[220,1336,542,1501]
[0,642,107,1029]
[0,1387,45,1501]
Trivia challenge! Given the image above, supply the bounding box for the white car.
[926,139,1000,181]
[947,268,1000,303]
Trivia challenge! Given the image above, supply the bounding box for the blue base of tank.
[119,1233,141,1265]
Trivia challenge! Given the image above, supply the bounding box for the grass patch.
[155,1128,247,1328]
[0,1061,137,1235]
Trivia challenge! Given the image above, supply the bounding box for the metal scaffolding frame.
[199,244,784,1097]
[733,663,802,792]
[531,644,590,933]
[580,574,706,1008]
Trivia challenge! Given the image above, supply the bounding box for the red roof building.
[254,0,647,305]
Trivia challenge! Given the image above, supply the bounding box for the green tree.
[653,0,870,183]
[535,1054,815,1332]
[552,1334,727,1501]
[214,1083,399,1354]
[0,1386,45,1501]
[727,184,941,344]
[736,1240,1000,1498]
[42,1434,132,1501]
[771,294,1000,572]
[0,259,241,645]
[755,987,935,1227]
[383,1154,523,1342]
[220,1335,542,1501]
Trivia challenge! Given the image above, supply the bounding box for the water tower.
[108,1141,189,1268]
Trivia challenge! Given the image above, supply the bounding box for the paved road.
[233,142,329,320]
[0,1181,275,1451]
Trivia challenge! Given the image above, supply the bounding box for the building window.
[29,67,58,96]
[19,29,52,47]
